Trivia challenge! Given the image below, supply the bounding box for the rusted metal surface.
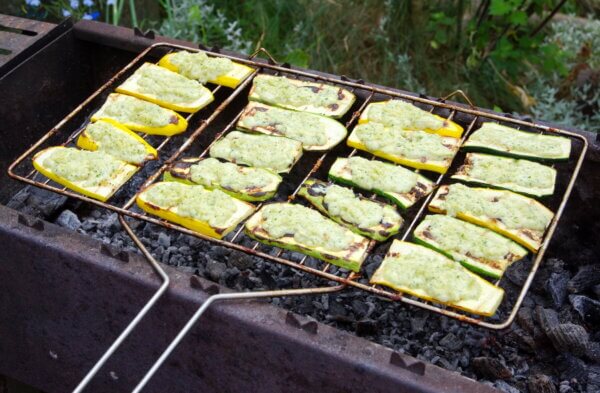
[0,204,499,393]
[7,38,588,329]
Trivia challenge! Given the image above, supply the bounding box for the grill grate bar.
[7,43,588,330]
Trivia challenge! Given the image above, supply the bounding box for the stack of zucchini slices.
[370,120,570,317]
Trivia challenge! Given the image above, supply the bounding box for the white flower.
[83,0,94,6]
[70,0,79,9]
[62,9,71,17]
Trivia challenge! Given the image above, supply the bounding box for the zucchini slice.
[244,203,370,272]
[347,123,460,174]
[32,146,138,202]
[248,74,356,118]
[298,179,403,241]
[328,157,434,209]
[452,153,557,198]
[370,240,505,316]
[164,157,282,202]
[236,102,347,151]
[209,131,303,173]
[92,93,188,136]
[115,63,214,113]
[136,182,255,239]
[413,214,528,279]
[358,100,464,138]
[76,119,158,165]
[462,122,571,161]
[428,183,554,252]
[158,51,254,88]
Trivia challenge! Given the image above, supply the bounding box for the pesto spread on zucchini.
[166,51,234,83]
[464,122,571,160]
[354,123,457,162]
[209,131,302,173]
[366,100,444,130]
[83,120,149,164]
[123,63,206,104]
[189,158,277,191]
[454,153,556,196]
[323,184,400,229]
[415,215,527,274]
[42,148,126,188]
[238,103,346,148]
[442,183,551,232]
[345,156,420,194]
[260,204,355,251]
[143,182,237,228]
[94,94,177,128]
[376,243,482,303]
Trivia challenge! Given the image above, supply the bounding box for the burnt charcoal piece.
[528,374,557,393]
[546,323,589,356]
[439,332,463,351]
[557,354,587,384]
[472,357,513,380]
[569,295,600,325]
[547,272,570,308]
[355,319,378,336]
[536,307,560,333]
[587,366,600,393]
[55,209,81,231]
[517,307,535,333]
[206,260,227,282]
[568,265,600,293]
[586,341,600,364]
[7,185,68,218]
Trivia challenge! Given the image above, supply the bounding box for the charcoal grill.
[1,15,597,393]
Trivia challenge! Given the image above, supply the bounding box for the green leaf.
[283,49,310,68]
[493,105,504,113]
[509,11,527,26]
[489,0,513,16]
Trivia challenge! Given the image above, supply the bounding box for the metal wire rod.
[72,215,170,393]
[132,284,345,393]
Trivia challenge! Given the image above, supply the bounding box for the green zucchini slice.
[164,157,282,202]
[452,153,557,198]
[236,102,347,151]
[298,178,403,241]
[328,156,434,209]
[209,131,303,173]
[428,183,554,252]
[413,214,528,279]
[462,122,571,161]
[248,74,356,118]
[370,240,505,316]
[347,123,460,174]
[244,203,370,272]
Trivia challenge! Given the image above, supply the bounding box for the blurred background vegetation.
[5,0,600,132]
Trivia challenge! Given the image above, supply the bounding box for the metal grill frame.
[8,42,588,330]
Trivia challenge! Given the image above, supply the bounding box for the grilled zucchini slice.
[92,93,187,136]
[347,123,460,174]
[32,146,138,202]
[429,183,554,252]
[245,203,370,272]
[248,74,355,118]
[209,131,303,173]
[370,240,505,316]
[116,63,214,113]
[462,122,571,161]
[358,100,464,138]
[298,179,402,241]
[328,157,434,209]
[164,157,282,202]
[158,50,254,88]
[136,182,255,239]
[452,153,557,198]
[76,119,158,165]
[236,102,347,151]
[413,215,528,279]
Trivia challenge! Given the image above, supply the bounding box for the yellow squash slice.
[116,63,214,113]
[347,123,460,174]
[158,50,254,88]
[370,240,505,316]
[428,183,554,252]
[359,100,464,138]
[32,146,138,202]
[92,93,187,136]
[76,119,158,165]
[136,182,255,239]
